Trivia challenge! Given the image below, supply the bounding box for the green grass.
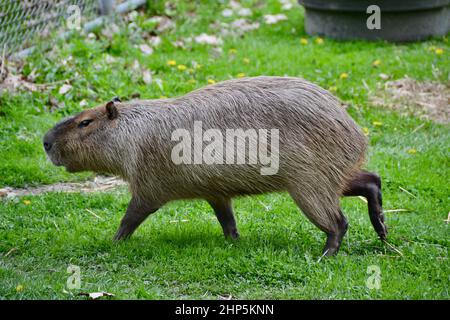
[0,0,449,299]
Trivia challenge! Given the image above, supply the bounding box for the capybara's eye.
[78,119,93,128]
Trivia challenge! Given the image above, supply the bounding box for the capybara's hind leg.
[289,189,348,256]
[343,171,387,240]
[207,198,239,240]
[114,197,160,241]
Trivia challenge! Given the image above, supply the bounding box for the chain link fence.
[0,0,100,57]
[0,0,146,58]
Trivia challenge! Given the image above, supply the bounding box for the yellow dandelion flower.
[363,127,370,136]
[407,148,417,154]
[159,95,167,99]
[372,59,382,67]
[243,57,250,64]
[300,38,308,45]
[237,73,246,78]
[328,86,337,92]
[229,48,237,54]
[23,200,31,205]
[339,72,348,79]
[372,121,383,126]
[315,37,324,45]
[167,60,176,66]
[187,68,195,74]
[195,64,202,70]
[207,79,216,85]
[435,48,444,55]
[16,284,24,292]
[177,64,187,71]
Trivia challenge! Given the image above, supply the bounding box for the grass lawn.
[0,0,449,299]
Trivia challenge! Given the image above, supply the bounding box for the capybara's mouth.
[46,150,82,172]
[46,151,64,167]
[49,157,64,167]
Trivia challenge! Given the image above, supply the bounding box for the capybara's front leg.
[114,197,160,241]
[288,186,348,256]
[207,198,239,240]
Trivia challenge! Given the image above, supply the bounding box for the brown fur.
[43,76,386,255]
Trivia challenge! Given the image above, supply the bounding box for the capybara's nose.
[43,140,52,152]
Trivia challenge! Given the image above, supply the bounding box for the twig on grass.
[317,249,329,263]
[400,237,447,249]
[378,254,402,259]
[411,123,425,134]
[382,240,404,256]
[384,209,409,213]
[4,247,17,257]
[169,219,189,223]
[86,208,103,220]
[399,187,416,198]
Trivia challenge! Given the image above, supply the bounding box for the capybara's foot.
[322,236,341,257]
[224,229,240,240]
[322,247,338,257]
[377,221,388,241]
[113,226,133,241]
[322,218,348,257]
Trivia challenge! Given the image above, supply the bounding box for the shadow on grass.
[59,226,391,264]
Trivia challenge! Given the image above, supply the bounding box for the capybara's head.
[43,98,121,173]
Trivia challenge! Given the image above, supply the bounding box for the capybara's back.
[43,76,387,256]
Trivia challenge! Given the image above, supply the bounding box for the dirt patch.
[0,58,39,93]
[0,176,127,199]
[0,72,40,93]
[370,77,449,124]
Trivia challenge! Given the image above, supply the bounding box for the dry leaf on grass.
[148,16,175,33]
[149,36,161,47]
[263,14,287,24]
[222,9,233,17]
[139,44,153,55]
[237,8,252,17]
[194,33,223,46]
[58,84,72,95]
[0,73,39,92]
[79,291,114,300]
[280,0,293,10]
[142,69,152,84]
[230,19,260,33]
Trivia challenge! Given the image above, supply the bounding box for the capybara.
[43,76,387,256]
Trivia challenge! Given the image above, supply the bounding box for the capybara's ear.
[106,100,118,120]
